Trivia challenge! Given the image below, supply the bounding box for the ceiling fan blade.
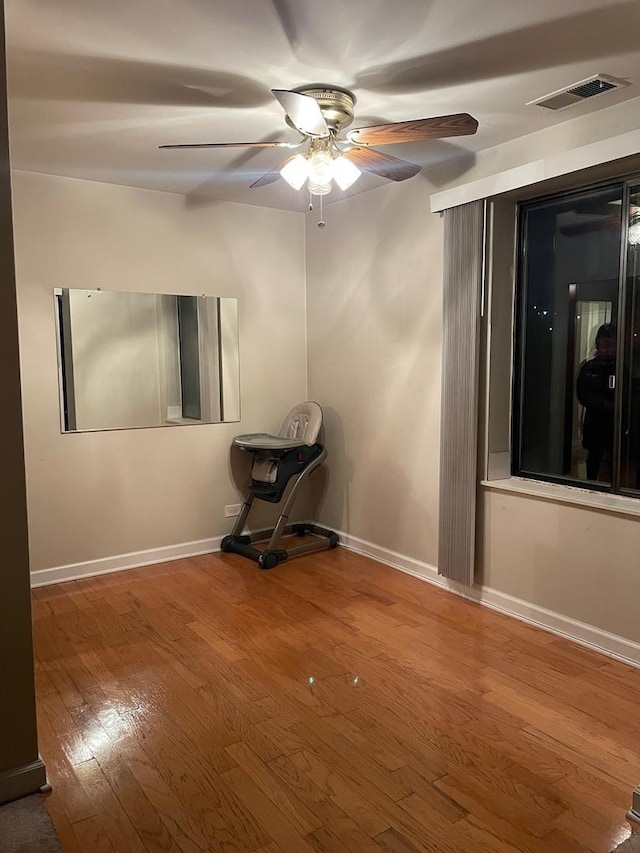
[159,141,301,150]
[344,147,421,182]
[271,89,329,138]
[347,114,478,146]
[249,155,298,188]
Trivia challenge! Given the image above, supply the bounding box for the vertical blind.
[438,200,486,585]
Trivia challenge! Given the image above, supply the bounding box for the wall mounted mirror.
[54,288,240,432]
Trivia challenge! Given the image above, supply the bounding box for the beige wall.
[306,176,443,565]
[479,489,640,643]
[13,171,307,572]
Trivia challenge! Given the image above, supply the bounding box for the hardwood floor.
[32,547,639,852]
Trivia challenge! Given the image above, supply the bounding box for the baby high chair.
[220,401,338,569]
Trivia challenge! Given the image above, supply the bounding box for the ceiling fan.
[160,85,478,222]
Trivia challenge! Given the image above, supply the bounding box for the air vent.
[528,74,630,111]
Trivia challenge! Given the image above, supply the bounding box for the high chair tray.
[233,433,306,451]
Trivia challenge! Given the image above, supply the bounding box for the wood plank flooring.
[32,547,639,852]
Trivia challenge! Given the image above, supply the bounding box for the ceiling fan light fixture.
[307,150,334,186]
[332,155,361,190]
[160,86,479,206]
[280,154,309,190]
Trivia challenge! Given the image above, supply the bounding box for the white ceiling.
[6,0,640,211]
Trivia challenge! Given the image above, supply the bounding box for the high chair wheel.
[259,551,279,570]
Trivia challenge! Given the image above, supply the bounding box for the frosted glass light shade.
[308,179,332,196]
[307,151,333,187]
[332,155,361,190]
[280,155,309,190]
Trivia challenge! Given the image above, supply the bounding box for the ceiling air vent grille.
[568,79,616,99]
[528,74,630,111]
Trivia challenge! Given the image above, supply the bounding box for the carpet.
[615,831,640,852]
[0,794,62,852]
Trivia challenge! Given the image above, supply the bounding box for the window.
[514,178,640,497]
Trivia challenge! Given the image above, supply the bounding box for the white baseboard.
[337,529,640,670]
[30,526,640,669]
[30,536,224,588]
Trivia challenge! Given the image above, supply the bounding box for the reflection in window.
[516,185,622,488]
[575,319,615,482]
[515,180,640,496]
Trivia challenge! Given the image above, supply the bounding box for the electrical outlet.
[224,504,242,518]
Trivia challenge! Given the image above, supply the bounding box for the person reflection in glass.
[577,323,616,481]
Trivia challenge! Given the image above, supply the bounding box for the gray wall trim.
[438,200,486,585]
[0,758,47,805]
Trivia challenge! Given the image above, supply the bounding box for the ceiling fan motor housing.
[288,86,356,134]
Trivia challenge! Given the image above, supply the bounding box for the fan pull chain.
[307,192,326,228]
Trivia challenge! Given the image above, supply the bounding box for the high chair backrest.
[279,402,322,447]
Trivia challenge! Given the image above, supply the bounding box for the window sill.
[480,476,640,519]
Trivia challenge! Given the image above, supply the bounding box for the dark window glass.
[516,185,623,486]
